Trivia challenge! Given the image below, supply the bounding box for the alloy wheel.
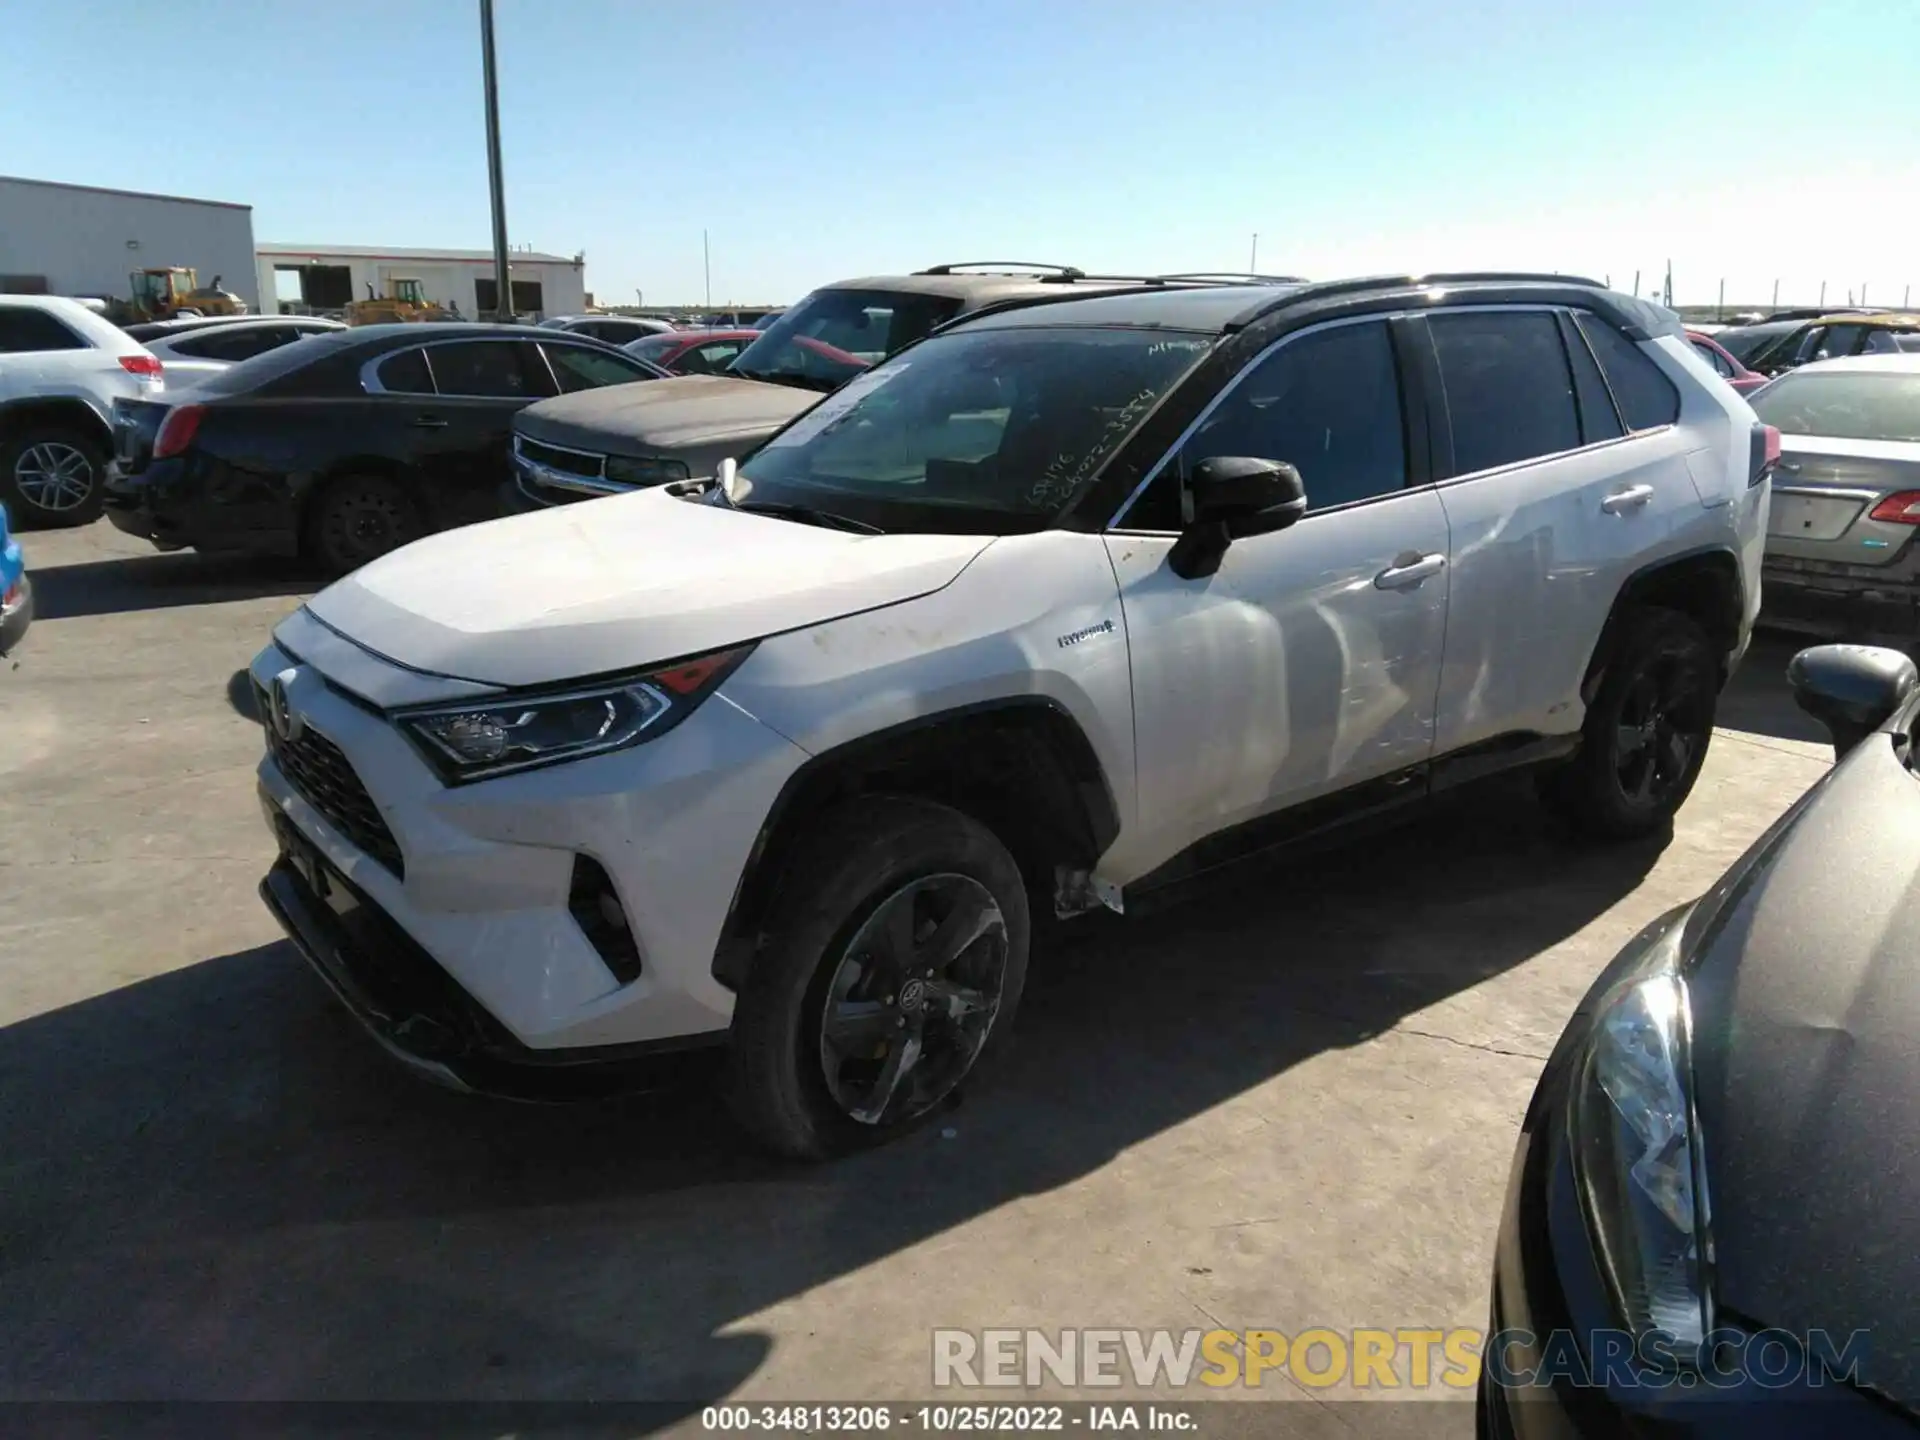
[817,873,1010,1127]
[1612,650,1709,810]
[14,442,95,513]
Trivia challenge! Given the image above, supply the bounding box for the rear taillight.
[152,404,205,460]
[1868,490,1920,525]
[1748,422,1781,487]
[119,353,162,378]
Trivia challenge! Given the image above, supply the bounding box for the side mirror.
[1169,457,1307,581]
[1788,643,1918,758]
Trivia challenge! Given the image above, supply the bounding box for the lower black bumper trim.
[259,839,726,1102]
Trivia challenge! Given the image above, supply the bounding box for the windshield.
[727,287,964,394]
[1751,370,1920,443]
[730,325,1214,535]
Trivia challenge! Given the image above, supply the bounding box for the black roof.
[943,272,1681,342]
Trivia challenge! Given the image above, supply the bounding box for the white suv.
[247,273,1772,1158]
[0,295,164,526]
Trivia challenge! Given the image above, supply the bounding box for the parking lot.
[2,520,1835,1423]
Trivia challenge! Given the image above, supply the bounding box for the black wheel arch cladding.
[714,698,1119,990]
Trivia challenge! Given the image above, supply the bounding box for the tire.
[727,795,1031,1160]
[0,428,107,528]
[1538,606,1719,841]
[303,472,426,577]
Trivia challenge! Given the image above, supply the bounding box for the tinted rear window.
[1750,371,1920,443]
[1575,314,1680,430]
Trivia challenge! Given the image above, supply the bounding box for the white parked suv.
[247,273,1773,1158]
[0,295,165,526]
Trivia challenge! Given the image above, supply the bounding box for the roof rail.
[916,261,1086,278]
[1285,271,1607,304]
[1158,271,1309,284]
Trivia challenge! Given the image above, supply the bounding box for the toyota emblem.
[268,667,304,743]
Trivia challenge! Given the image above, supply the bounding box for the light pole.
[1250,233,1258,273]
[480,0,513,321]
[703,230,712,311]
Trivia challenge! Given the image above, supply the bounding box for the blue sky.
[4,0,1917,307]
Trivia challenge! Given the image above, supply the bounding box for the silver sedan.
[1751,353,1920,640]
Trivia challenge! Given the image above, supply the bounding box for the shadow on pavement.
[226,668,260,722]
[28,551,315,621]
[1717,629,1827,745]
[0,779,1653,1419]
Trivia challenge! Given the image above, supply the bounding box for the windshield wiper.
[731,499,884,535]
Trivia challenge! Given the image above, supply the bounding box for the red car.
[622,327,761,376]
[1686,329,1768,394]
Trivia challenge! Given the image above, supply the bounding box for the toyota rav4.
[248,273,1773,1159]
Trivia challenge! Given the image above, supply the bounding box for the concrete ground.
[0,521,1834,1431]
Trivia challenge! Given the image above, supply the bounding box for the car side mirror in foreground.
[1788,643,1919,758]
[1168,456,1308,580]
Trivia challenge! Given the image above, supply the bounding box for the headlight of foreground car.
[396,645,752,783]
[1570,926,1714,1366]
[604,454,691,487]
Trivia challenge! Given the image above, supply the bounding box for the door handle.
[1601,484,1655,514]
[409,415,449,430]
[1374,552,1447,590]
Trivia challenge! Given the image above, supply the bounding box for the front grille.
[515,436,605,479]
[263,711,405,879]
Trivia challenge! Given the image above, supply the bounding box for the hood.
[298,486,993,688]
[1684,735,1920,1405]
[515,375,817,456]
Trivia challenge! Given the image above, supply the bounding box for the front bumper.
[260,830,719,1098]
[248,634,810,1065]
[0,573,31,657]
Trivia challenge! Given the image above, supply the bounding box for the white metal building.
[0,174,260,309]
[255,244,587,321]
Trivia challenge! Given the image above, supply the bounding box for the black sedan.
[1482,643,1920,1435]
[104,324,668,575]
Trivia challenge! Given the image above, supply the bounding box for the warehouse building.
[0,174,260,309]
[256,244,587,321]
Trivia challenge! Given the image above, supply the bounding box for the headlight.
[604,454,690,487]
[1570,945,1714,1365]
[396,645,752,783]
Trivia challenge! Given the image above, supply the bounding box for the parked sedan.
[103,324,668,575]
[1685,330,1767,394]
[141,317,346,385]
[623,327,760,376]
[1481,642,1920,1436]
[1748,354,1920,638]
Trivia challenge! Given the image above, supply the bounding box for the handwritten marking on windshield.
[1025,385,1162,507]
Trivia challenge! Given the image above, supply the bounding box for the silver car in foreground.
[1750,353,1920,639]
